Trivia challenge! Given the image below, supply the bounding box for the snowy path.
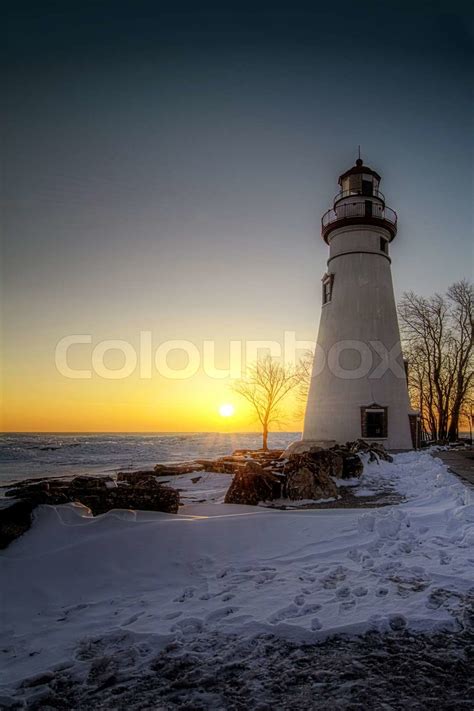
[0,451,473,706]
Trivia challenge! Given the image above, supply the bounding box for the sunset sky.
[2,1,472,432]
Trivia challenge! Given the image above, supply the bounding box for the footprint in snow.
[121,611,145,626]
[269,602,321,624]
[163,611,182,620]
[255,571,277,585]
[171,618,203,634]
[321,566,348,589]
[438,551,452,565]
[339,599,356,611]
[311,618,322,631]
[269,604,300,623]
[426,587,458,610]
[206,606,239,623]
[298,574,316,583]
[173,587,195,603]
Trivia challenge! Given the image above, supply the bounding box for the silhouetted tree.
[233,356,306,450]
[398,280,473,441]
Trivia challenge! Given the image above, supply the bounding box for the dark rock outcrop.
[117,470,157,484]
[284,450,340,501]
[195,450,286,476]
[345,439,393,463]
[330,449,364,479]
[153,463,204,476]
[4,475,180,521]
[0,498,35,549]
[77,478,179,516]
[224,461,283,505]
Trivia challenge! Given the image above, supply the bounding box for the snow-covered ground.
[1,451,473,707]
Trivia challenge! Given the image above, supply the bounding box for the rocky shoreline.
[0,440,393,548]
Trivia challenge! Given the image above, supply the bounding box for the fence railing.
[322,202,397,229]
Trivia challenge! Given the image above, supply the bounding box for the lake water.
[0,432,300,485]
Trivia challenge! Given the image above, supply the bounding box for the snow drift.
[0,451,473,700]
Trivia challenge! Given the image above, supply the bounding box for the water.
[0,432,299,485]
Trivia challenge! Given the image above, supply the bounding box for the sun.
[219,403,235,417]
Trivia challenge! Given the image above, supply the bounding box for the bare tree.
[294,349,314,421]
[398,280,473,441]
[446,281,473,439]
[232,356,306,450]
[460,397,473,443]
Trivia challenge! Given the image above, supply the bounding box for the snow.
[0,451,473,702]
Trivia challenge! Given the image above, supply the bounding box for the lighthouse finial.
[356,145,363,166]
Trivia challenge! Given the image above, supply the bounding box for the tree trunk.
[262,425,268,451]
[448,403,461,441]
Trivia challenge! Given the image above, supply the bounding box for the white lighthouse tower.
[303,157,413,450]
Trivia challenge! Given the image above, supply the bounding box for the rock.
[330,449,364,479]
[79,479,179,515]
[0,498,35,549]
[117,470,157,484]
[307,449,344,478]
[348,440,393,463]
[153,463,204,476]
[231,449,285,460]
[224,462,282,505]
[194,459,245,474]
[5,480,70,505]
[281,440,337,458]
[3,473,180,525]
[70,475,113,489]
[284,451,340,501]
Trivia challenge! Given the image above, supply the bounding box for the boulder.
[224,461,282,505]
[0,499,35,549]
[284,450,340,501]
[330,449,364,479]
[348,439,393,463]
[281,440,337,458]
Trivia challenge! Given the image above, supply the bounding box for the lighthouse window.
[322,274,334,304]
[380,237,388,253]
[362,179,373,196]
[361,405,388,439]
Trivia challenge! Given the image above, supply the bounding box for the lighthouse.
[303,158,413,450]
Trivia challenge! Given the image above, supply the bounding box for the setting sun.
[219,403,235,417]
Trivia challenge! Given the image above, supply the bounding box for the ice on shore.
[0,451,473,699]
